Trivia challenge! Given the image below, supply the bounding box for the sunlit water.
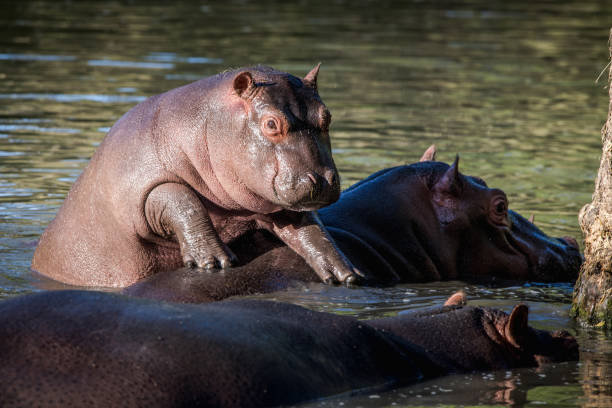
[1,1,611,406]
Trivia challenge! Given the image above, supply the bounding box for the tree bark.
[571,28,612,328]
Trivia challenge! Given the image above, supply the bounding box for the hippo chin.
[0,290,578,408]
[124,147,582,304]
[32,64,359,287]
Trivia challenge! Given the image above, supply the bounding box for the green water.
[1,1,611,406]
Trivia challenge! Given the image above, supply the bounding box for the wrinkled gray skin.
[0,290,578,408]
[31,65,358,287]
[125,152,582,303]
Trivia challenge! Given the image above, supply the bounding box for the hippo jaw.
[533,329,580,365]
[460,208,582,282]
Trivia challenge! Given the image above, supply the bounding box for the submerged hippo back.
[0,291,422,407]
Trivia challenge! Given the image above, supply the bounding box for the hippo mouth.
[272,182,331,211]
[559,236,580,252]
[504,231,535,279]
[287,201,333,211]
[273,171,339,211]
[504,228,582,282]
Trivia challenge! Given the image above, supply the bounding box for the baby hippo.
[32,65,358,287]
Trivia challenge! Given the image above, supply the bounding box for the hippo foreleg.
[268,211,361,284]
[145,183,237,269]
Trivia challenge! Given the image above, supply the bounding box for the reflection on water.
[580,329,612,408]
[301,363,583,407]
[1,0,611,406]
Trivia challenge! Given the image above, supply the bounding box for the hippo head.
[437,293,578,367]
[428,156,582,282]
[483,304,579,367]
[210,65,340,213]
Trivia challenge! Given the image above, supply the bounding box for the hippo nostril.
[306,172,317,185]
[560,236,579,250]
[324,169,339,187]
[554,330,572,338]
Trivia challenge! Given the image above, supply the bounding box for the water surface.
[1,1,611,406]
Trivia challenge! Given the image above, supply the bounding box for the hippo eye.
[495,201,506,214]
[490,195,509,227]
[260,115,285,142]
[266,119,277,130]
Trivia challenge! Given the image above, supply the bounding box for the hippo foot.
[344,274,357,286]
[317,262,362,285]
[183,246,238,270]
[338,265,364,284]
[321,275,355,286]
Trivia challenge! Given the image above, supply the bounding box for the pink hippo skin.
[31,65,359,287]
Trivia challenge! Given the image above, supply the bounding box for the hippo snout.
[534,236,582,282]
[508,211,582,282]
[298,170,340,207]
[556,235,583,265]
[323,168,339,191]
[559,236,579,251]
[275,169,340,210]
[534,329,580,365]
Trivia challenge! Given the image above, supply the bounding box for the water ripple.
[0,53,76,62]
[145,52,223,64]
[0,125,80,134]
[87,59,174,69]
[0,93,146,103]
[0,151,25,157]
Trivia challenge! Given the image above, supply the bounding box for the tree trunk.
[571,28,612,328]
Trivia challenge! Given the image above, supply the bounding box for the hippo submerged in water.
[125,149,582,303]
[32,65,359,287]
[0,290,578,407]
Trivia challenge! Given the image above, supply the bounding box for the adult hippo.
[0,290,578,407]
[32,65,359,287]
[125,148,582,303]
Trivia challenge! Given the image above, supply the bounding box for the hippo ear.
[443,291,467,306]
[233,71,255,98]
[420,144,437,162]
[504,304,529,349]
[304,63,321,89]
[432,155,462,196]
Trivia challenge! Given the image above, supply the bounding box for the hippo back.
[0,290,423,407]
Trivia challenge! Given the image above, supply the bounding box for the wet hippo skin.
[125,150,583,303]
[0,290,578,407]
[31,65,359,287]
